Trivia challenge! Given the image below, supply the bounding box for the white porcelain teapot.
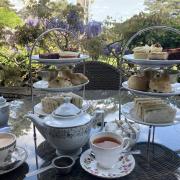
[26,97,104,156]
[0,96,9,127]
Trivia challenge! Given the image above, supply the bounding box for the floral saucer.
[80,149,135,179]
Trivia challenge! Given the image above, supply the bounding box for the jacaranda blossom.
[85,21,102,38]
[103,47,111,56]
[45,18,68,30]
[26,17,39,27]
[109,42,122,55]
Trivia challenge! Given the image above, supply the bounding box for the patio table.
[0,90,180,180]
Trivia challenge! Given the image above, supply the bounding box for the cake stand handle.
[121,25,180,58]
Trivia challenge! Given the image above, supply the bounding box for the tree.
[0,7,22,28]
[0,0,14,10]
[20,0,68,19]
[144,0,180,18]
[108,11,180,49]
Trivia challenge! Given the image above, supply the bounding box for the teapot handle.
[91,110,104,132]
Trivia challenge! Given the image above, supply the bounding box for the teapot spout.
[25,112,44,127]
[25,113,47,138]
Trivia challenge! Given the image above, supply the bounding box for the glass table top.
[0,90,180,180]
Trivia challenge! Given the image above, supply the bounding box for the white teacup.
[0,133,16,166]
[90,131,130,169]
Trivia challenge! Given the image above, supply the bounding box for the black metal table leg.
[147,125,152,162]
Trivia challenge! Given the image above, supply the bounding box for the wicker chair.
[73,61,120,90]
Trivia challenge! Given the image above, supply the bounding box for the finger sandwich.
[134,98,176,123]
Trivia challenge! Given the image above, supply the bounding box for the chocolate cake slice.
[39,53,60,59]
[164,48,180,60]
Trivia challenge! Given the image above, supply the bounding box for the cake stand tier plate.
[121,102,180,127]
[33,80,89,92]
[123,54,180,67]
[31,54,89,65]
[122,81,180,97]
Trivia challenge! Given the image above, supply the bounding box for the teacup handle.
[122,137,130,151]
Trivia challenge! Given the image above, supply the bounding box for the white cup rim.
[90,131,124,150]
[0,133,16,150]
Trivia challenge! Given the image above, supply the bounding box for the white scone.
[128,75,149,91]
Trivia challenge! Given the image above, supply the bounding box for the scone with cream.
[48,77,72,88]
[128,74,149,91]
[149,72,171,93]
[133,45,150,59]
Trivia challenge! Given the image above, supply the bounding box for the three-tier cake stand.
[28,27,89,167]
[119,26,180,159]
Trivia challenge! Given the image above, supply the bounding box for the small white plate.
[31,54,89,65]
[122,81,180,97]
[0,146,28,175]
[121,102,180,127]
[34,100,90,117]
[80,149,135,179]
[123,54,180,67]
[33,80,89,92]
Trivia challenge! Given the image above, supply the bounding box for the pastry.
[148,52,168,60]
[149,72,171,93]
[149,43,168,60]
[59,51,80,58]
[48,77,72,88]
[128,74,149,91]
[39,53,60,59]
[134,98,176,123]
[133,45,150,59]
[150,43,163,52]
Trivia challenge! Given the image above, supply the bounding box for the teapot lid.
[0,96,6,106]
[53,97,81,118]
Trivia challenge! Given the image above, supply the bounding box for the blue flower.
[45,18,68,30]
[70,21,84,34]
[103,47,111,56]
[109,42,122,55]
[26,17,39,27]
[85,21,102,38]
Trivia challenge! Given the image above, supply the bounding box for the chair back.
[73,61,120,90]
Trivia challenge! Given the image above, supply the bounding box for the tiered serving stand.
[28,27,89,168]
[119,26,180,160]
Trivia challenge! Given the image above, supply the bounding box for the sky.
[9,0,145,22]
